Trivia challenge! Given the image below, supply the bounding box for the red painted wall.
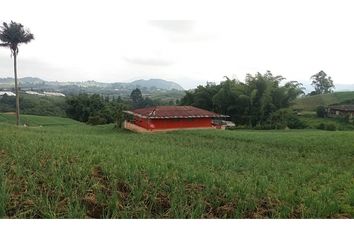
[133,117,150,129]
[133,117,212,130]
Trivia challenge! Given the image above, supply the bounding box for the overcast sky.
[1,0,353,89]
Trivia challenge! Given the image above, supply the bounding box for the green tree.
[0,21,34,126]
[180,71,305,127]
[245,71,284,126]
[316,106,327,118]
[311,70,334,94]
[65,93,130,125]
[115,104,125,128]
[130,88,144,109]
[180,91,195,106]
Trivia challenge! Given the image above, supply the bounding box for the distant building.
[24,91,65,97]
[43,92,65,97]
[123,106,229,132]
[0,91,16,97]
[25,90,45,96]
[328,105,354,121]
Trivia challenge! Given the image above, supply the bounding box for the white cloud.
[148,20,195,34]
[123,57,174,66]
[1,0,354,90]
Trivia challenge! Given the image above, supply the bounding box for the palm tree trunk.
[13,52,20,126]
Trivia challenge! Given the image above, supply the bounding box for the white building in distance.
[0,91,16,97]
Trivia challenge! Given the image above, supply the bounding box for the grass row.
[0,115,354,218]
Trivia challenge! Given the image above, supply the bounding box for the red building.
[123,106,228,132]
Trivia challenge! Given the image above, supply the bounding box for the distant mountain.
[19,77,46,84]
[0,77,45,85]
[0,77,184,96]
[130,79,183,91]
[335,84,354,92]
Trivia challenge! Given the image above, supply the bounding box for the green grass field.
[0,114,354,218]
[293,91,354,111]
[298,112,354,131]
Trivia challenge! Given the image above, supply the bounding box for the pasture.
[293,91,354,111]
[0,114,353,218]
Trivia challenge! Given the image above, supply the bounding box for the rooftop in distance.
[124,106,228,119]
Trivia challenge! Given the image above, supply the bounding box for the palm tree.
[0,21,34,126]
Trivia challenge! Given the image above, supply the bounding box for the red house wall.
[133,117,150,129]
[133,117,212,130]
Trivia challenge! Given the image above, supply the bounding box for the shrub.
[254,124,273,130]
[316,106,327,118]
[316,123,336,131]
[87,115,107,125]
[268,109,307,129]
[287,116,307,129]
[325,123,336,131]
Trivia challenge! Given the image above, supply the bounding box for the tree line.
[65,88,166,126]
[180,71,306,128]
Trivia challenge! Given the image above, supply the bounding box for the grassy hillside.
[0,113,80,126]
[0,94,67,117]
[0,116,354,218]
[292,91,354,111]
[298,112,354,131]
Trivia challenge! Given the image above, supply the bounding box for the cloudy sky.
[1,0,353,89]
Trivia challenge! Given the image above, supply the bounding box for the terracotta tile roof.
[124,106,228,119]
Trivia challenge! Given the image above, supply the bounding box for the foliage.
[130,88,155,109]
[0,94,67,117]
[130,88,145,109]
[311,70,335,95]
[268,109,307,129]
[317,123,337,131]
[1,116,354,218]
[115,104,126,129]
[298,112,354,131]
[316,106,327,118]
[0,21,34,53]
[65,93,126,125]
[180,71,305,127]
[292,91,354,111]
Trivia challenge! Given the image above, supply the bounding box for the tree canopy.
[311,70,334,94]
[0,21,34,54]
[65,94,127,125]
[130,88,145,109]
[130,88,156,109]
[180,71,305,127]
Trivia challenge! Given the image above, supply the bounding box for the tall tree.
[0,21,34,126]
[180,71,304,127]
[311,70,334,94]
[130,88,145,109]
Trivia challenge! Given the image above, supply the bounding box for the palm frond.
[0,21,34,49]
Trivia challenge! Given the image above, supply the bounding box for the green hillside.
[292,91,354,111]
[0,113,81,126]
[1,115,354,218]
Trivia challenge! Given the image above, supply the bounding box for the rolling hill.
[130,79,183,91]
[292,91,354,111]
[0,77,184,91]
